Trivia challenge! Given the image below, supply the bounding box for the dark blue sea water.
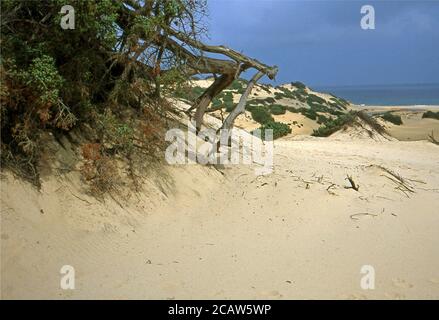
[314,83,439,106]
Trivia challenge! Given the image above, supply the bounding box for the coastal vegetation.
[422,110,439,120]
[253,121,291,140]
[0,0,277,189]
[381,112,403,125]
[312,111,385,137]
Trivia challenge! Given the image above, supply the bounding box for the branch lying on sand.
[350,212,378,221]
[428,131,439,145]
[345,175,360,191]
[326,183,338,195]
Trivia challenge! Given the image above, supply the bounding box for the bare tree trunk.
[220,71,264,131]
[116,3,278,132]
[216,71,264,151]
[193,73,235,132]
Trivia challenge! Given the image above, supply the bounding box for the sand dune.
[2,110,439,299]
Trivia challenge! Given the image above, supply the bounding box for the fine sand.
[357,106,439,141]
[1,107,439,299]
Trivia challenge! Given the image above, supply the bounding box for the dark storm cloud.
[205,0,439,86]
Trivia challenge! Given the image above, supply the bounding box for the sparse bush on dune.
[312,112,356,137]
[317,114,330,125]
[306,94,326,106]
[422,110,439,120]
[381,112,403,125]
[253,121,291,140]
[356,110,387,135]
[312,111,385,137]
[230,80,245,94]
[290,81,307,90]
[265,97,276,104]
[269,104,287,115]
[301,108,318,120]
[250,106,274,124]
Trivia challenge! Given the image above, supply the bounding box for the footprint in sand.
[392,278,413,289]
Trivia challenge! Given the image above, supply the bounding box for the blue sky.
[205,0,439,86]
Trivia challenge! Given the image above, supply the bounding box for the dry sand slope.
[1,133,439,299]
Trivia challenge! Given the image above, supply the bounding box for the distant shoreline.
[315,83,439,107]
[355,104,439,110]
[354,104,439,112]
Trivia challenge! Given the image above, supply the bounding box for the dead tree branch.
[116,2,278,133]
[345,175,360,191]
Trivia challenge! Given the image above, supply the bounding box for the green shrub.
[422,111,439,120]
[290,81,306,90]
[312,112,356,137]
[212,97,222,108]
[265,97,276,104]
[253,121,292,140]
[291,90,307,103]
[269,104,286,115]
[274,92,285,100]
[317,114,330,125]
[356,111,386,134]
[306,94,326,106]
[251,98,268,105]
[225,101,236,112]
[381,112,403,125]
[250,106,274,124]
[301,108,317,120]
[312,111,385,137]
[230,80,245,93]
[223,91,233,102]
[286,106,300,113]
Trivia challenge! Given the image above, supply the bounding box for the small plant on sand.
[381,112,403,125]
[253,121,291,140]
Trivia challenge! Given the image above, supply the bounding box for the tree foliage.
[0,0,208,184]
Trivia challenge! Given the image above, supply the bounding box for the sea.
[314,83,439,106]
